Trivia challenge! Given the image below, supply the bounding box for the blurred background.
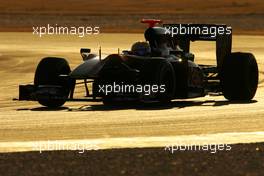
[0,0,263,34]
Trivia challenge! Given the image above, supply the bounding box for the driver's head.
[131,42,151,56]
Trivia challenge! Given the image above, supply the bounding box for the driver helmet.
[131,41,151,56]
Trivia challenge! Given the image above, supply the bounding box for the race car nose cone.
[141,19,162,28]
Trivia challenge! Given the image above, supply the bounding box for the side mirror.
[80,48,91,60]
[184,53,194,61]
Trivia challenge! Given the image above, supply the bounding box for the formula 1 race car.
[18,19,259,108]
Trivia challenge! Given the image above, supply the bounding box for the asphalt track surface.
[0,33,264,153]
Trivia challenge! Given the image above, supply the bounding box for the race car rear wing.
[163,24,232,69]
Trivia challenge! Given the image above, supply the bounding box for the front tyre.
[34,57,71,108]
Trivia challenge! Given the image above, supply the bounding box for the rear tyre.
[221,52,258,101]
[34,57,71,107]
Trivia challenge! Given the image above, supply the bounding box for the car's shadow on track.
[16,100,257,112]
[67,99,258,112]
[17,107,69,111]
